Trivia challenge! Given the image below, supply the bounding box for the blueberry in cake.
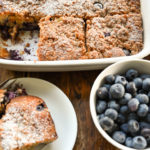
[0,83,27,115]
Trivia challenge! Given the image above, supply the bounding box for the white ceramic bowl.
[90,59,150,150]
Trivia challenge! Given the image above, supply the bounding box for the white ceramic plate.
[6,78,78,150]
[0,0,149,71]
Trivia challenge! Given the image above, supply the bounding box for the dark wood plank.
[27,71,119,150]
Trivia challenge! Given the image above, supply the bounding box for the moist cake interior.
[0,83,28,118]
[0,0,143,61]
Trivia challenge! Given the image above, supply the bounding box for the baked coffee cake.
[86,13,143,58]
[0,0,143,61]
[0,95,57,150]
[37,16,86,60]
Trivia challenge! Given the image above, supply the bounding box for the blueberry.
[119,93,132,105]
[7,92,16,100]
[120,123,129,133]
[126,69,139,81]
[137,104,149,117]
[120,106,129,114]
[141,128,150,138]
[128,120,139,133]
[36,103,45,111]
[105,75,115,84]
[96,101,107,114]
[132,136,147,149]
[1,28,10,40]
[96,87,108,100]
[99,117,114,131]
[97,114,105,120]
[133,77,142,89]
[143,78,150,91]
[128,113,139,121]
[128,98,139,112]
[104,32,111,37]
[24,48,31,54]
[107,101,120,111]
[140,74,150,80]
[140,122,150,129]
[109,84,125,99]
[125,137,133,148]
[112,131,126,144]
[103,84,111,90]
[94,2,103,9]
[146,113,150,123]
[123,49,131,56]
[9,50,22,61]
[117,114,126,124]
[104,108,118,120]
[126,82,137,95]
[148,91,150,99]
[136,94,149,104]
[115,75,127,86]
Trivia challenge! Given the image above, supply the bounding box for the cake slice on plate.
[0,95,57,150]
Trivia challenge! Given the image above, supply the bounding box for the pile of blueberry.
[96,69,150,149]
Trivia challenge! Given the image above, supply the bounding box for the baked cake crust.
[0,0,141,27]
[37,16,86,61]
[86,13,143,58]
[0,95,57,150]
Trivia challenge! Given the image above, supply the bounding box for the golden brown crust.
[0,95,57,150]
[0,0,141,20]
[86,13,143,58]
[37,16,86,61]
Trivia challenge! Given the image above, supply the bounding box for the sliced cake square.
[86,13,143,58]
[37,16,86,61]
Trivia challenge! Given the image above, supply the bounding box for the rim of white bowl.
[90,58,150,150]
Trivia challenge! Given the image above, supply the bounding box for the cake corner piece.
[0,95,57,150]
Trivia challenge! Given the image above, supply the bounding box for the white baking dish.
[0,0,149,72]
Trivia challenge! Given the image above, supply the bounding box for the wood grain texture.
[0,69,118,150]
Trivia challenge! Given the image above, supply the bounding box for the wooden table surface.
[4,56,150,150]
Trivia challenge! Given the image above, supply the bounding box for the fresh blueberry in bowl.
[126,69,139,81]
[132,136,147,149]
[109,83,125,99]
[90,59,150,150]
[112,131,126,144]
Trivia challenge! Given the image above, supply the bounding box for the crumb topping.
[86,13,143,58]
[38,17,86,60]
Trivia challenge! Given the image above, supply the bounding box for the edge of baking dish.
[0,0,149,72]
